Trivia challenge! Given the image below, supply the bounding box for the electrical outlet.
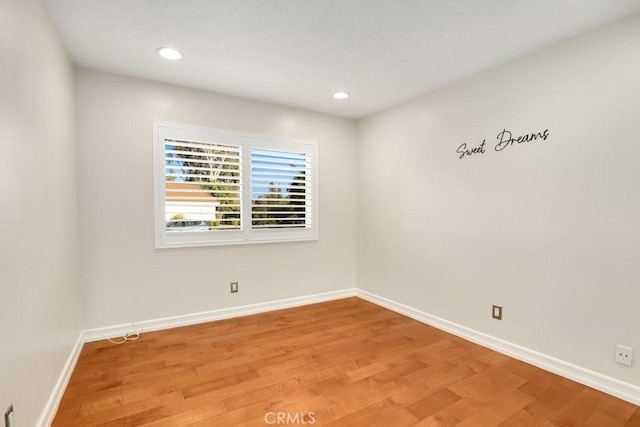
[230,282,238,293]
[4,404,14,427]
[492,305,502,320]
[616,345,632,367]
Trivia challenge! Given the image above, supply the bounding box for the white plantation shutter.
[250,147,312,230]
[164,139,242,231]
[154,122,317,248]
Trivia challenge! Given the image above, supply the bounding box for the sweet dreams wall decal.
[457,128,550,159]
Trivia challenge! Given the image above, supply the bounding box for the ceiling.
[42,0,640,119]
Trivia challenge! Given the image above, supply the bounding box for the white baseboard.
[356,289,640,406]
[37,332,84,427]
[82,288,358,342]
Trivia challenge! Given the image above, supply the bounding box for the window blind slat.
[165,147,241,157]
[251,224,311,229]
[166,139,241,153]
[165,173,241,182]
[251,167,310,173]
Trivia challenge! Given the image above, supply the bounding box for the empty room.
[1,0,640,425]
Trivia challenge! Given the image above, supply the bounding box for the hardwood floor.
[53,297,640,426]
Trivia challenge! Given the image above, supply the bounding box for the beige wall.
[74,68,358,329]
[0,0,80,424]
[357,13,640,386]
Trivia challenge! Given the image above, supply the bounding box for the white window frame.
[153,121,318,248]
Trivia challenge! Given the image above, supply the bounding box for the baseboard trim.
[82,288,358,342]
[37,331,84,427]
[356,289,640,406]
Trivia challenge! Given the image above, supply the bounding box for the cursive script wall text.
[457,128,550,159]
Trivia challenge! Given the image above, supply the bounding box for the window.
[153,121,317,248]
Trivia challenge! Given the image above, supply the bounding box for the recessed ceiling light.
[157,47,182,60]
[333,92,349,100]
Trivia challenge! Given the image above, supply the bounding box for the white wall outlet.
[230,281,239,293]
[616,345,632,367]
[492,305,502,320]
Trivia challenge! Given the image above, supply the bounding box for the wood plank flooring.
[53,297,640,426]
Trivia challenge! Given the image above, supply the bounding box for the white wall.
[357,13,640,387]
[74,68,357,329]
[0,0,80,424]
